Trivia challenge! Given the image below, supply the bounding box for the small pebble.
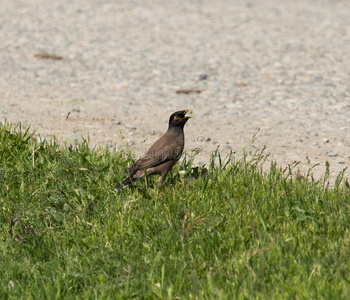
[199,74,208,80]
[326,151,338,157]
[125,124,137,130]
[322,138,329,143]
[126,139,135,146]
[115,120,121,125]
[337,159,345,164]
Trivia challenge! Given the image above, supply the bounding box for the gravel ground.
[1,0,350,180]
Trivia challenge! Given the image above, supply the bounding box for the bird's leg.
[157,172,169,186]
[157,177,164,187]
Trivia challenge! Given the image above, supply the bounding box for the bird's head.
[169,109,193,128]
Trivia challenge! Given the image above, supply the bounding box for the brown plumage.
[116,109,193,191]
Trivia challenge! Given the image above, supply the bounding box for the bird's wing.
[129,133,184,174]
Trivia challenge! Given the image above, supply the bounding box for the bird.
[116,109,193,191]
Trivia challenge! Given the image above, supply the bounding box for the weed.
[0,122,349,299]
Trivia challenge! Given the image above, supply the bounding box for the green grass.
[1,122,350,299]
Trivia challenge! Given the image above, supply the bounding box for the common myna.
[116,109,193,190]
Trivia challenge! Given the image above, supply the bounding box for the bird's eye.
[173,115,182,121]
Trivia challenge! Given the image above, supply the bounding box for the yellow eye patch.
[173,115,182,120]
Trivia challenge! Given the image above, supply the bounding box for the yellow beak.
[184,109,194,118]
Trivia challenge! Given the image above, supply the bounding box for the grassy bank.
[0,122,349,299]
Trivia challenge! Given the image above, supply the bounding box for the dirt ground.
[1,0,350,182]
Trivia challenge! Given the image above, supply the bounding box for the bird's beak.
[184,109,194,118]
